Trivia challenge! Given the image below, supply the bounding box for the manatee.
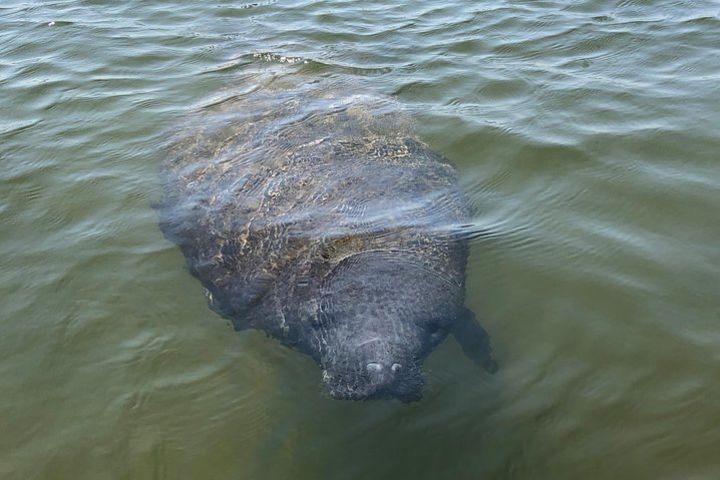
[158,78,496,402]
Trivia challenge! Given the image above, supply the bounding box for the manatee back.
[158,80,472,329]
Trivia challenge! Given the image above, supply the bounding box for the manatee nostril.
[391,363,402,373]
[366,362,383,373]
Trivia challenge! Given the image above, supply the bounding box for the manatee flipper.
[206,289,249,331]
[205,273,275,331]
[451,307,498,373]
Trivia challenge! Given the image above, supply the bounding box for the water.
[1,0,719,478]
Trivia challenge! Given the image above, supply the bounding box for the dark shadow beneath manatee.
[157,76,496,402]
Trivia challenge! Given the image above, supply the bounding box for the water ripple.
[1,0,720,478]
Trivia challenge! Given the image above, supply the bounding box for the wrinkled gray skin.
[158,80,496,402]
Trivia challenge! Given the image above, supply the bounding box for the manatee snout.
[321,337,426,402]
[365,362,423,402]
[323,363,425,403]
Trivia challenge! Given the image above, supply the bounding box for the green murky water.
[2,1,719,478]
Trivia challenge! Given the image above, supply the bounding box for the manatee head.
[315,252,460,402]
[320,319,427,402]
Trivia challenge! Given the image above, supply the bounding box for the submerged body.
[159,81,495,401]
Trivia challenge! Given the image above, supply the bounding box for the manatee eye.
[391,363,402,373]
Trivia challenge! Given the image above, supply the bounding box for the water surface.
[2,0,719,478]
